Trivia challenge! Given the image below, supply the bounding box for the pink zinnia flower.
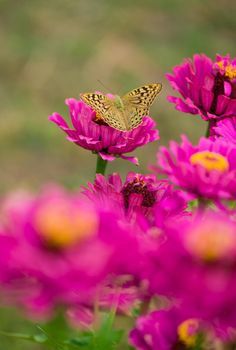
[49,98,159,165]
[82,172,187,227]
[0,186,141,318]
[145,210,236,332]
[154,135,236,201]
[129,308,207,350]
[213,116,236,144]
[167,54,236,121]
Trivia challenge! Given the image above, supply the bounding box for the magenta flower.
[154,135,236,201]
[82,172,187,227]
[49,98,159,165]
[166,54,236,121]
[0,186,141,318]
[213,116,236,144]
[83,172,162,215]
[129,308,206,350]
[145,210,236,332]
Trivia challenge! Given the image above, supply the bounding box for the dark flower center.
[172,341,188,350]
[121,179,156,209]
[213,72,225,97]
[231,82,236,99]
[210,73,226,113]
[211,70,236,113]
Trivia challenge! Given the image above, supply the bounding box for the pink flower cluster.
[1,53,236,349]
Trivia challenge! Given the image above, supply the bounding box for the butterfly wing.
[122,83,162,129]
[102,108,128,131]
[123,83,162,108]
[80,93,112,117]
[80,93,127,131]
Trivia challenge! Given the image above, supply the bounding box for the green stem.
[0,330,48,344]
[96,155,108,175]
[193,333,204,350]
[205,121,211,138]
[197,197,210,211]
[140,298,151,316]
[0,331,33,340]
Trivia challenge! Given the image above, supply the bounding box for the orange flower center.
[177,319,200,347]
[190,151,229,172]
[216,60,236,80]
[34,201,98,249]
[185,221,236,261]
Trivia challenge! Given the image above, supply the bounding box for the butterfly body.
[113,95,124,109]
[80,83,162,132]
[109,95,130,130]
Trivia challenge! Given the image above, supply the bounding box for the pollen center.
[185,222,236,261]
[216,60,236,80]
[34,201,98,249]
[177,319,199,347]
[190,151,229,172]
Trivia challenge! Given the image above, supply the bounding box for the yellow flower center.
[177,319,199,347]
[190,151,229,172]
[34,201,98,249]
[216,60,236,80]
[185,221,236,261]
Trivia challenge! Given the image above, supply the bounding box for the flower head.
[166,54,236,121]
[154,135,236,201]
[129,308,206,350]
[145,210,236,331]
[49,98,159,165]
[0,186,141,318]
[82,172,187,227]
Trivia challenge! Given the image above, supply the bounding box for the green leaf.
[0,330,50,345]
[63,334,93,348]
[92,312,124,350]
[0,330,35,341]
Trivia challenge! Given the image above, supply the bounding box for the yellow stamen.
[225,64,236,79]
[34,201,98,249]
[177,319,199,347]
[190,151,229,172]
[216,60,224,71]
[216,60,236,80]
[186,221,236,261]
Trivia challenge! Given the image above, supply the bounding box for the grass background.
[0,0,235,348]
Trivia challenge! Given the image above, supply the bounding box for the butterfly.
[80,83,162,132]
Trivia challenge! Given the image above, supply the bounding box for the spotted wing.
[80,93,112,118]
[102,108,128,131]
[80,93,127,131]
[122,83,162,129]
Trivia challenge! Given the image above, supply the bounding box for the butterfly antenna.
[97,80,115,94]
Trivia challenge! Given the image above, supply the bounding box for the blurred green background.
[0,0,235,348]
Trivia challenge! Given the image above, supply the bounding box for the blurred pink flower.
[49,98,159,165]
[0,186,141,319]
[129,308,206,350]
[145,210,236,332]
[166,54,236,121]
[154,135,236,201]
